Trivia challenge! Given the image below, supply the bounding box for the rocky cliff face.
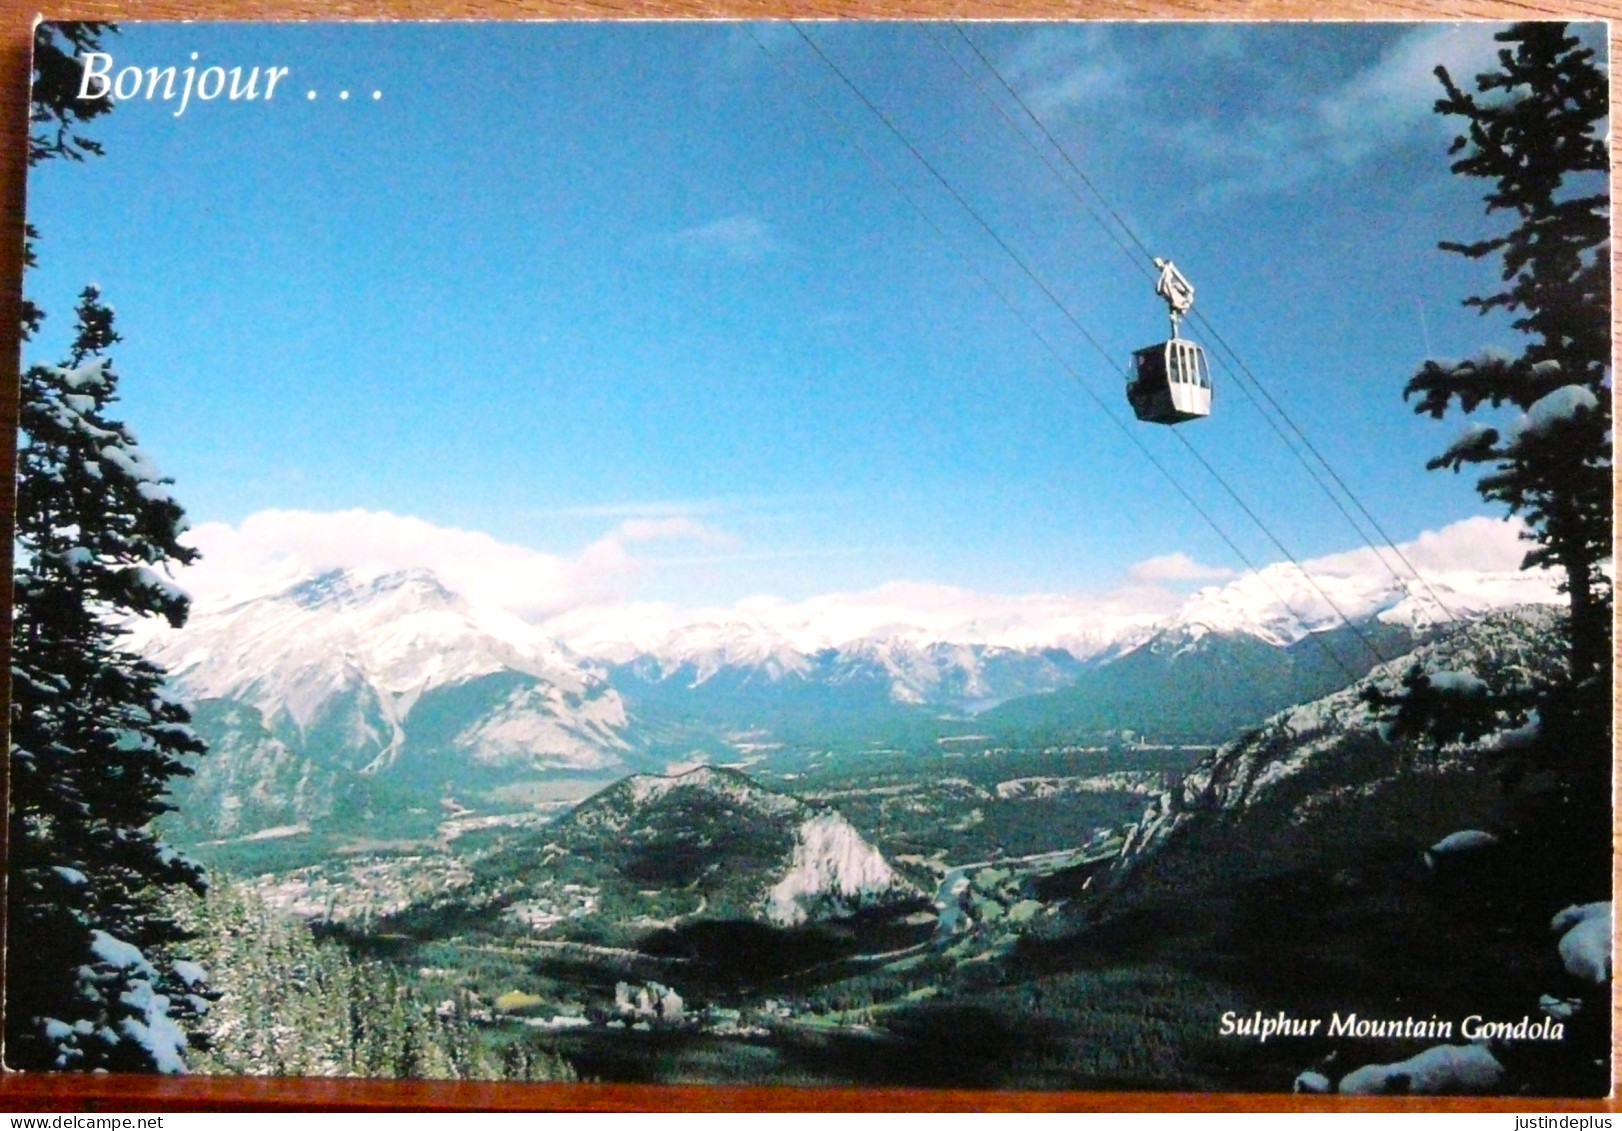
[767,810,906,926]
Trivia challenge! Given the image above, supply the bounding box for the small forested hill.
[386,766,920,955]
[560,767,809,919]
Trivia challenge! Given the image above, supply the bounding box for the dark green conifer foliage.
[21,23,116,339]
[8,23,212,1071]
[1377,21,1611,898]
[29,22,114,166]
[8,290,209,1070]
[1405,22,1611,683]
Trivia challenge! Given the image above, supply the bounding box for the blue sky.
[22,21,1607,614]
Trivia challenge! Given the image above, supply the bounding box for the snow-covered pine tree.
[29,22,113,167]
[1404,22,1611,683]
[7,287,210,1071]
[1376,22,1611,899]
[21,23,116,340]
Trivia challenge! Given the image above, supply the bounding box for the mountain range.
[133,553,1562,842]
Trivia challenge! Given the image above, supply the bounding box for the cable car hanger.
[1128,258,1212,426]
[1155,258,1195,338]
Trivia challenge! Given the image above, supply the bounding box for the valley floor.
[170,732,1611,1096]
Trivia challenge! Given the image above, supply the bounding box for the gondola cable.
[784,22,1392,670]
[942,22,1461,628]
[946,21,1541,677]
[944,23,1524,673]
[743,23,1359,683]
[751,26,1372,681]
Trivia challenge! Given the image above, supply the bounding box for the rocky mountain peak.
[283,567,459,612]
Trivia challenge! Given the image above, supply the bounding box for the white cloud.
[1317,24,1505,163]
[174,508,734,619]
[1001,24,1513,201]
[575,517,740,578]
[1002,23,1608,205]
[670,215,781,263]
[1188,24,1505,199]
[1129,551,1235,584]
[1298,513,1530,577]
[611,517,732,546]
[998,25,1130,119]
[169,509,1558,659]
[543,514,1556,657]
[1170,515,1560,641]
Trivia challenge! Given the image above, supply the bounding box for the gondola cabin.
[1127,338,1211,425]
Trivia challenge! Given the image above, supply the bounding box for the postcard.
[6,20,1611,1096]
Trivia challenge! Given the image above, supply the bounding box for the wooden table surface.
[0,0,1614,1111]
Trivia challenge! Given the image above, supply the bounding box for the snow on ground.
[623,766,800,816]
[1553,902,1612,983]
[1338,1044,1504,1095]
[1424,830,1499,869]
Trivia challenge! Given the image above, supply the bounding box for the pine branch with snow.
[7,288,210,1072]
[1370,25,1612,908]
[1407,23,1611,684]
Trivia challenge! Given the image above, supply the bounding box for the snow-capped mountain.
[142,569,634,841]
[539,583,1165,670]
[974,544,1561,745]
[142,520,1561,731]
[139,536,1564,840]
[980,616,1434,744]
[137,568,628,776]
[541,517,1560,675]
[607,637,1087,730]
[587,552,1561,744]
[545,599,1150,716]
[1107,604,1570,880]
[1166,555,1560,648]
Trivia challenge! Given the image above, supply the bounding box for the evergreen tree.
[169,885,563,1080]
[29,22,114,167]
[10,20,214,1072]
[7,288,209,1070]
[21,23,116,339]
[1404,22,1611,682]
[1377,21,1611,897]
